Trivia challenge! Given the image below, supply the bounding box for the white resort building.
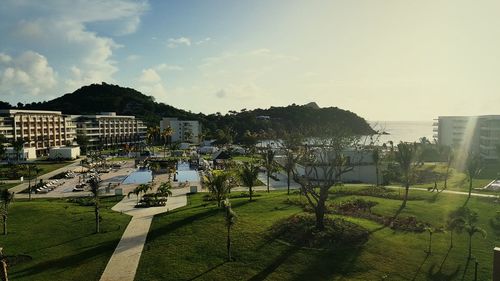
[0,109,76,157]
[434,115,500,160]
[160,117,201,144]
[72,112,147,149]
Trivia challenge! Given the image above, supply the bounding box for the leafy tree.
[465,153,482,203]
[161,126,173,158]
[0,247,8,281]
[0,189,14,235]
[395,142,419,209]
[238,162,260,201]
[206,172,231,207]
[294,130,360,230]
[222,199,237,261]
[88,177,101,233]
[443,149,454,191]
[128,186,142,204]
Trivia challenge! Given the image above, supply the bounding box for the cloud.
[167,37,191,48]
[139,68,161,83]
[155,63,183,71]
[215,89,226,98]
[196,37,212,45]
[0,51,57,102]
[0,0,148,102]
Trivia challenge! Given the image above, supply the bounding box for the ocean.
[369,121,434,145]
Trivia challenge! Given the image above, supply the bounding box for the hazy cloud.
[167,37,191,48]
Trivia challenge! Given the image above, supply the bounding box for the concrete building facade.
[160,117,201,144]
[435,115,500,160]
[73,112,147,149]
[0,109,76,157]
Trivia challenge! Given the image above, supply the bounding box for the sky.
[0,0,499,121]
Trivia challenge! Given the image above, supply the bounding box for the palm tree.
[461,208,487,259]
[206,172,231,207]
[146,126,160,155]
[161,127,173,158]
[283,150,299,195]
[0,189,15,235]
[262,149,278,193]
[11,138,25,163]
[88,177,101,233]
[465,153,482,202]
[395,142,418,208]
[446,216,464,249]
[223,199,237,261]
[128,186,142,204]
[372,148,381,186]
[443,149,454,191]
[238,162,260,201]
[156,182,173,204]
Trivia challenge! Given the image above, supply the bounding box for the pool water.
[122,170,153,184]
[177,162,200,182]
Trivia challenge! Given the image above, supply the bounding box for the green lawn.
[2,197,130,281]
[0,182,18,191]
[136,188,499,281]
[0,161,73,180]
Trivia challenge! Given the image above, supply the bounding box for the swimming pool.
[122,170,153,184]
[176,162,200,182]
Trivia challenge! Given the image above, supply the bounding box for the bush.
[67,197,95,206]
[269,214,369,249]
[333,187,423,201]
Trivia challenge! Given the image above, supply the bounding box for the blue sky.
[1,0,500,121]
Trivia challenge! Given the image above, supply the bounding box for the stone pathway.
[99,186,189,281]
[387,186,499,198]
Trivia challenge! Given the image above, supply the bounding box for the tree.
[262,148,279,193]
[0,189,14,235]
[161,126,173,158]
[447,212,465,249]
[156,182,173,204]
[11,138,25,163]
[88,176,101,233]
[146,126,160,155]
[75,134,89,154]
[24,164,34,201]
[238,162,260,201]
[222,199,237,261]
[279,133,303,195]
[456,207,486,259]
[372,148,381,186]
[465,153,482,202]
[0,247,8,281]
[206,172,232,207]
[443,149,454,191]
[424,226,444,254]
[395,142,419,209]
[294,130,361,230]
[128,186,142,204]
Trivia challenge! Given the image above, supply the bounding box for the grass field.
[0,182,19,191]
[0,161,73,180]
[136,188,499,281]
[2,196,130,281]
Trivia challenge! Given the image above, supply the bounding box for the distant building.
[160,117,201,144]
[0,109,76,157]
[434,115,500,160]
[72,112,147,149]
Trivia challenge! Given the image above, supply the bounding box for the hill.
[5,83,375,139]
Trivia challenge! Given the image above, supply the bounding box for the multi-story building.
[0,109,76,157]
[72,112,147,149]
[434,115,500,160]
[160,117,201,144]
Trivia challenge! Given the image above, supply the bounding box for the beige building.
[0,109,76,157]
[160,117,201,144]
[72,112,147,149]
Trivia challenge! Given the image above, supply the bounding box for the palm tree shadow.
[460,258,471,281]
[247,246,299,281]
[427,263,461,281]
[188,261,227,281]
[411,253,430,281]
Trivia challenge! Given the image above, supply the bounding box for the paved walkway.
[387,186,499,198]
[99,185,189,281]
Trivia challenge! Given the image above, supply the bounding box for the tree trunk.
[2,215,6,235]
[266,172,270,193]
[375,164,379,187]
[315,189,328,231]
[401,182,409,208]
[468,234,472,259]
[249,186,253,201]
[0,259,7,281]
[287,169,291,195]
[95,205,100,233]
[227,226,231,261]
[468,176,473,200]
